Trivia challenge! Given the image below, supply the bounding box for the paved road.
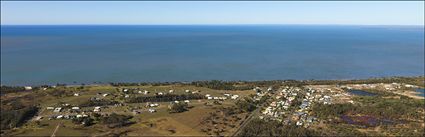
[231,106,261,137]
[51,122,61,137]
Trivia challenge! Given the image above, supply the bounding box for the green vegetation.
[236,97,257,112]
[126,94,205,103]
[1,106,38,130]
[312,96,424,120]
[168,103,189,113]
[238,118,319,136]
[100,113,133,128]
[80,99,118,107]
[72,117,94,127]
[191,80,253,90]
[0,86,26,95]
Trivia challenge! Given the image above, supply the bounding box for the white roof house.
[185,90,190,93]
[148,109,156,113]
[71,107,80,110]
[24,86,32,90]
[53,107,62,112]
[184,100,190,103]
[74,93,80,96]
[169,90,174,93]
[103,94,109,97]
[94,106,101,112]
[46,107,54,110]
[149,103,159,107]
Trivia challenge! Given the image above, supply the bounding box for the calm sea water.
[1,25,424,86]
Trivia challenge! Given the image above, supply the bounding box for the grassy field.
[1,84,255,136]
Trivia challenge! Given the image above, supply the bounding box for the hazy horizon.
[1,1,424,25]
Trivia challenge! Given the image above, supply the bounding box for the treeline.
[80,99,118,107]
[0,86,25,95]
[311,96,425,120]
[126,94,205,103]
[238,118,321,136]
[100,113,134,128]
[110,82,184,87]
[1,106,39,130]
[303,76,424,86]
[191,80,253,90]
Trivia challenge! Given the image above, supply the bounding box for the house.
[224,94,231,97]
[103,93,109,97]
[149,103,159,107]
[47,107,55,110]
[254,87,262,93]
[24,86,32,90]
[169,90,174,93]
[53,107,62,112]
[94,106,101,112]
[72,107,80,110]
[267,87,273,92]
[123,89,129,92]
[36,116,43,121]
[184,100,190,103]
[132,110,141,114]
[148,109,156,113]
[57,115,63,119]
[76,115,83,118]
[157,92,164,95]
[144,90,150,94]
[205,94,211,97]
[138,91,143,94]
[296,121,303,126]
[231,95,239,99]
[125,94,130,98]
[74,93,80,96]
[207,97,213,100]
[185,90,190,93]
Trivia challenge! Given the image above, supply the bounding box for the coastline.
[2,75,423,87]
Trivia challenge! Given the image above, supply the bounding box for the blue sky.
[1,1,424,25]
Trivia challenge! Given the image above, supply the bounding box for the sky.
[1,1,424,25]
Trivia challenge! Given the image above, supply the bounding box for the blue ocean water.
[1,25,424,86]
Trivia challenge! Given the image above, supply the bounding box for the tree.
[169,103,188,113]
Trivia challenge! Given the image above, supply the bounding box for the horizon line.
[1,24,424,27]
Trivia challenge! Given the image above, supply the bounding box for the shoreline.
[1,76,423,87]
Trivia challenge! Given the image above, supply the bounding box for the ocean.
[1,25,424,86]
